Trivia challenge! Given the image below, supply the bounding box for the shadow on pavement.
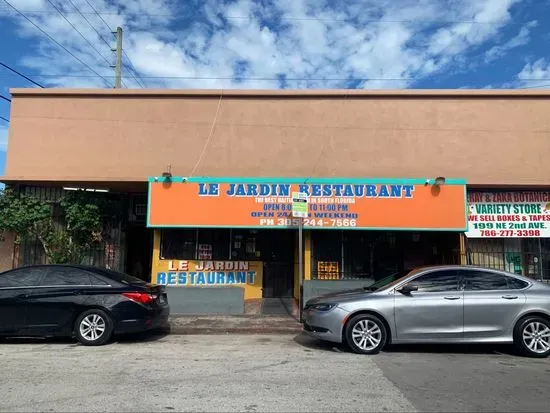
[292,332,520,357]
[0,328,170,346]
[0,336,75,345]
[383,342,518,356]
[113,328,170,344]
[293,332,350,353]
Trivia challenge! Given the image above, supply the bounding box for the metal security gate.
[465,238,550,282]
[262,262,294,298]
[15,185,126,272]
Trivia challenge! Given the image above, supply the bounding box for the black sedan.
[0,264,170,345]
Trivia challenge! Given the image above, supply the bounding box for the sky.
[1,0,550,176]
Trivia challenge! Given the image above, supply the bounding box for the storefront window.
[160,229,230,260]
[466,238,550,281]
[197,229,230,260]
[230,229,261,261]
[311,230,342,279]
[312,230,452,280]
[160,229,196,259]
[343,232,372,278]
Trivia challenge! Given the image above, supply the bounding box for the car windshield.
[365,269,415,291]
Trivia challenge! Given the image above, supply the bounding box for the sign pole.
[292,191,308,323]
[298,216,303,322]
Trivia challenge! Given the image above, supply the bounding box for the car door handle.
[502,295,518,300]
[444,296,461,300]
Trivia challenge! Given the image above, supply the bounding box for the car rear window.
[0,267,45,288]
[507,277,530,290]
[89,268,147,286]
[41,267,93,286]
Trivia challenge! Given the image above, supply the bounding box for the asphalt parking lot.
[0,333,548,412]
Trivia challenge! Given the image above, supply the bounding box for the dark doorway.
[261,230,295,298]
[125,225,153,281]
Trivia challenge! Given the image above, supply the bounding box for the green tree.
[0,188,104,264]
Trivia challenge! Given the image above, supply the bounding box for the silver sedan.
[302,265,550,358]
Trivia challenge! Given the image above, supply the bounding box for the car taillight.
[122,292,153,305]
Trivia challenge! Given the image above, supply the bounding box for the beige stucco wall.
[4,89,550,186]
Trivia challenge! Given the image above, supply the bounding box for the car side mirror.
[397,284,418,295]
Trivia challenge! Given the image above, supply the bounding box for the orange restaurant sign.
[147,177,467,230]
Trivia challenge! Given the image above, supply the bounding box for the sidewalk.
[166,314,303,335]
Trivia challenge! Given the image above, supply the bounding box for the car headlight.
[310,303,336,311]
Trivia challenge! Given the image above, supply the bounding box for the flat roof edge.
[0,176,148,183]
[8,88,550,98]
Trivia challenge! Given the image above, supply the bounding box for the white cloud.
[0,0,533,89]
[0,126,8,151]
[515,58,550,88]
[485,20,537,62]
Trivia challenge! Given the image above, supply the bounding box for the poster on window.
[198,244,212,260]
[466,192,550,238]
[317,261,340,280]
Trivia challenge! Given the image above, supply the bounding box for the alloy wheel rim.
[352,319,382,351]
[522,321,550,354]
[80,314,106,342]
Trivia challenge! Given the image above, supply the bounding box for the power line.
[81,0,113,32]
[0,62,44,87]
[123,53,146,88]
[44,0,112,68]
[65,0,112,50]
[2,0,111,87]
[0,116,9,123]
[0,8,518,25]
[0,94,11,102]
[79,0,143,88]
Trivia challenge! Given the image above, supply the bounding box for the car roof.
[409,264,543,282]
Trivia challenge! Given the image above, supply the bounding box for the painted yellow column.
[151,229,161,284]
[294,230,311,299]
[294,229,312,299]
[304,230,312,280]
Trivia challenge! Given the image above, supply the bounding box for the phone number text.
[480,230,541,237]
[259,218,357,227]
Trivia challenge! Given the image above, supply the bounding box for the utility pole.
[111,27,123,88]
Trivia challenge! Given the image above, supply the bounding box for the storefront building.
[465,191,550,281]
[1,88,549,314]
[146,176,467,312]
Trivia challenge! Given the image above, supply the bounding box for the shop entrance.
[261,230,295,298]
[125,225,153,281]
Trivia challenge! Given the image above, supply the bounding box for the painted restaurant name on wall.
[148,178,468,231]
[155,260,257,286]
[466,192,550,238]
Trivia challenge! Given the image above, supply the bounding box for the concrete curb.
[165,315,303,335]
[167,327,303,335]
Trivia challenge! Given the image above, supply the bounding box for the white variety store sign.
[466,192,550,238]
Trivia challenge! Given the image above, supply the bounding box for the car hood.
[307,288,373,305]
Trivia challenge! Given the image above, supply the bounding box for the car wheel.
[345,314,387,355]
[75,309,113,346]
[513,316,550,358]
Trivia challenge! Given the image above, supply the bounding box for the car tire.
[513,316,550,358]
[74,309,113,346]
[345,314,387,355]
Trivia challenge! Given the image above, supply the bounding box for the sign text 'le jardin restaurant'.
[147,178,468,231]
